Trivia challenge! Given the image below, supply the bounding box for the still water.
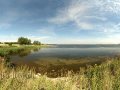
[10,44,120,77]
[11,44,120,60]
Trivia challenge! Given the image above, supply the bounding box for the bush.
[18,37,31,45]
[33,41,41,45]
[8,43,12,46]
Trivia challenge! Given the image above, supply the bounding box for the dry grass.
[0,57,120,90]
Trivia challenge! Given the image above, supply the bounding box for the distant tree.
[8,43,12,46]
[4,42,12,46]
[4,42,18,45]
[18,37,31,45]
[33,41,41,45]
[11,42,18,44]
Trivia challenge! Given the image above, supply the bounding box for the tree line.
[0,37,41,45]
[18,37,41,45]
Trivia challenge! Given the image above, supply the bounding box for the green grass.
[0,57,120,90]
[0,44,51,56]
[0,45,42,56]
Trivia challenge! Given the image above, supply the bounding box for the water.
[11,44,120,60]
[10,44,120,77]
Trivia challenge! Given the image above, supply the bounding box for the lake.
[10,44,120,77]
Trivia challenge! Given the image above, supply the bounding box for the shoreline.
[11,55,120,78]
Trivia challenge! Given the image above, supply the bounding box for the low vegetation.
[0,55,120,90]
[0,45,42,57]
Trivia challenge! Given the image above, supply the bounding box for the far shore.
[0,43,53,47]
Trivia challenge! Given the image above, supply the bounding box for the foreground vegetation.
[0,56,120,90]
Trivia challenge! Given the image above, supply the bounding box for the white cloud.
[85,16,107,21]
[94,0,120,14]
[49,0,120,31]
[98,23,120,33]
[49,0,93,30]
[75,21,94,30]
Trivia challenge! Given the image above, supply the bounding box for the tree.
[33,41,41,45]
[18,37,31,45]
[8,43,12,46]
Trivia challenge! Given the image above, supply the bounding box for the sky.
[0,0,120,44]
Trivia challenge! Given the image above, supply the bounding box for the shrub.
[33,41,41,45]
[18,37,31,45]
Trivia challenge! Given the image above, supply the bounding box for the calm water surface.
[10,45,120,77]
[11,44,120,60]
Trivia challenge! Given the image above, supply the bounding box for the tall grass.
[0,58,120,90]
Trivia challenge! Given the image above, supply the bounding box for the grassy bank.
[0,45,44,56]
[0,57,120,90]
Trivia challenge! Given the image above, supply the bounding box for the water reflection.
[33,48,41,52]
[10,45,120,77]
[16,48,41,57]
[18,49,31,57]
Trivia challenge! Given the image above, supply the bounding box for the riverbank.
[0,44,49,56]
[0,57,120,90]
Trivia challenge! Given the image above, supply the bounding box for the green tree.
[18,37,31,45]
[33,41,41,45]
[8,43,12,46]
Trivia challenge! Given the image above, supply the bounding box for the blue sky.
[0,0,120,44]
